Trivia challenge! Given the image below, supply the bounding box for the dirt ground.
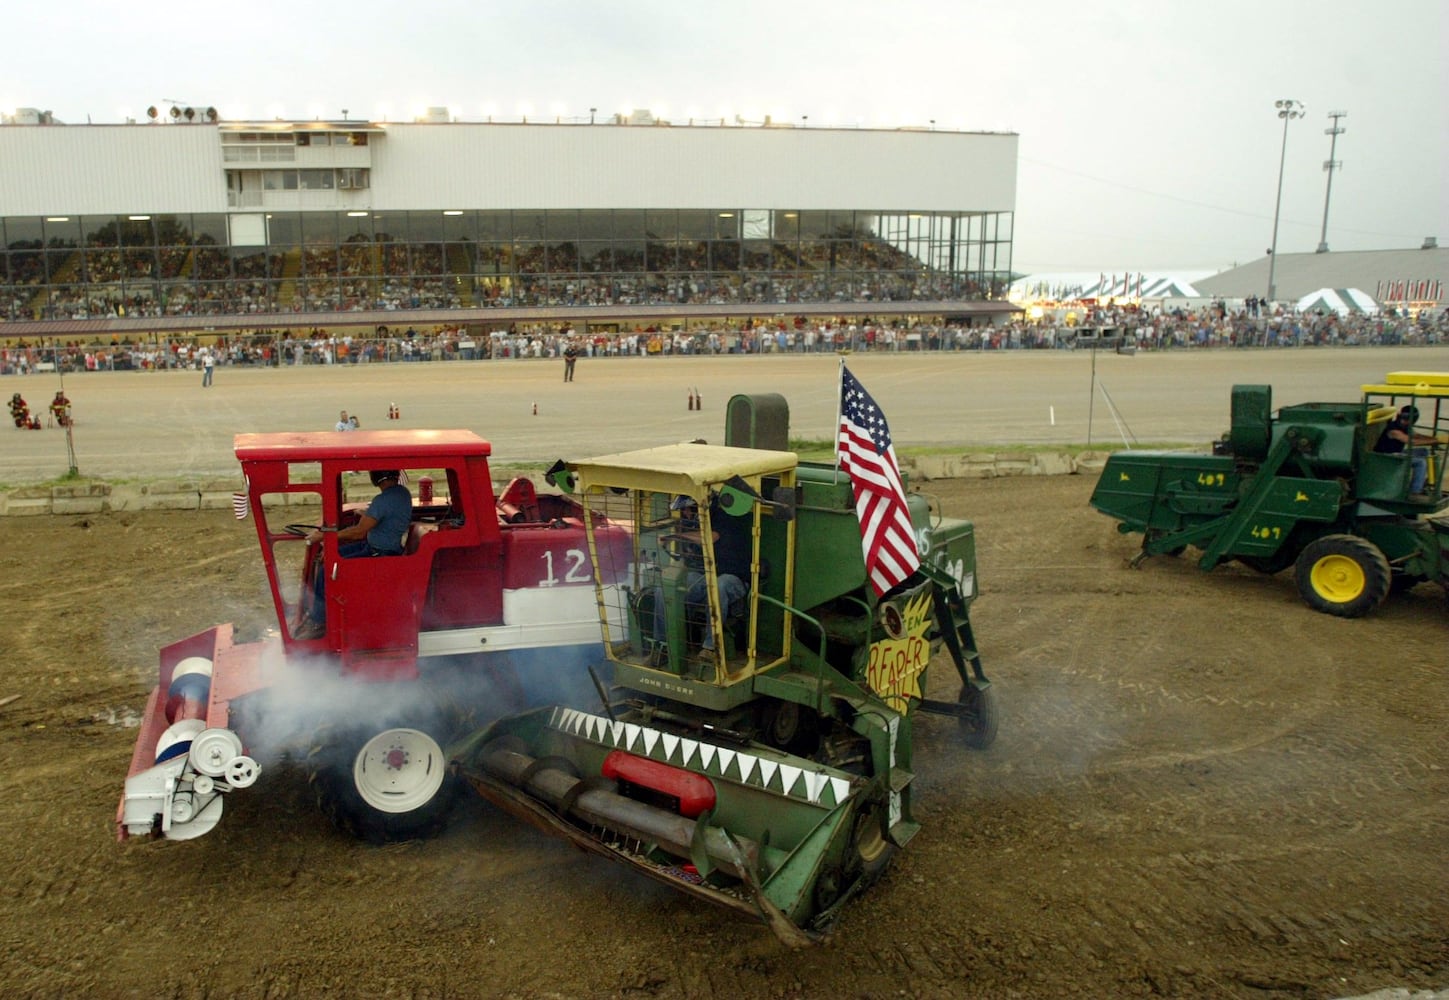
[1,469,1445,999]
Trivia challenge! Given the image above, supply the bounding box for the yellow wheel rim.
[1310,554,1365,603]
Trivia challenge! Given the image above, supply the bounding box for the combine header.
[1090,371,1449,616]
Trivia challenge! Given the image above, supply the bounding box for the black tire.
[1389,572,1423,596]
[809,794,896,926]
[1238,548,1299,575]
[1294,534,1391,618]
[846,795,897,886]
[1145,530,1186,558]
[958,681,999,750]
[308,712,459,843]
[760,699,820,757]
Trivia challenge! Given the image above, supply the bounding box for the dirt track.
[1,470,1445,999]
[2,348,1447,998]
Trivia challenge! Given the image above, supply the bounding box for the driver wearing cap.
[297,470,412,638]
[1374,406,1433,497]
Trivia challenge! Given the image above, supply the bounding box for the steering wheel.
[284,523,322,537]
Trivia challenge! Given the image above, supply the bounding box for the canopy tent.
[1010,273,1203,301]
[1137,277,1200,299]
[1295,288,1378,315]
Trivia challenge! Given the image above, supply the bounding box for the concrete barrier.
[1,451,1115,516]
[906,450,1093,482]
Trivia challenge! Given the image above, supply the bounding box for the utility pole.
[1316,111,1347,254]
[1266,98,1304,304]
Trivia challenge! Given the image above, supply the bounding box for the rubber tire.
[308,718,459,843]
[846,796,897,887]
[1389,572,1423,596]
[1238,551,1297,575]
[958,682,999,750]
[1294,534,1391,618]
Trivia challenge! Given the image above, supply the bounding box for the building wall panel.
[0,125,228,215]
[368,124,1016,212]
[1,122,1014,217]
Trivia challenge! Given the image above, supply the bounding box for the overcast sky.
[3,0,1444,274]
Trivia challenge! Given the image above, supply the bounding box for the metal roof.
[233,428,490,463]
[1194,247,1448,304]
[571,443,797,494]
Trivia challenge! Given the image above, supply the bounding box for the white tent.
[1295,288,1378,315]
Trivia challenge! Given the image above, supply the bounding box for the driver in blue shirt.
[296,470,412,637]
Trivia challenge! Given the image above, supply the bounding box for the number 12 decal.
[541,548,591,585]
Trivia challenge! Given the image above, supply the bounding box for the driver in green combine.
[1373,406,1432,498]
[652,494,750,658]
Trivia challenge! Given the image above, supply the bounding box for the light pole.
[1316,110,1346,253]
[1266,98,1304,304]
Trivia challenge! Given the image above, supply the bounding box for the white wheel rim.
[353,728,446,814]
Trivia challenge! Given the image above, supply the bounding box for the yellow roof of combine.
[1361,371,1449,398]
[571,442,798,495]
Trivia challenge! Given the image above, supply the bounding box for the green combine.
[1090,371,1449,616]
[451,394,996,943]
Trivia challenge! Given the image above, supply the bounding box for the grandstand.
[0,114,1020,338]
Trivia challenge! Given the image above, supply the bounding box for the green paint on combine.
[1090,371,1449,616]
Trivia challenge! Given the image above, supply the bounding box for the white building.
[0,114,1021,337]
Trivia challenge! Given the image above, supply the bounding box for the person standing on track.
[563,340,578,382]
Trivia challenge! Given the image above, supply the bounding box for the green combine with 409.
[1091,371,1449,617]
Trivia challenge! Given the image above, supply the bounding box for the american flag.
[838,366,921,596]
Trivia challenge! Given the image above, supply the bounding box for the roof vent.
[1422,236,1438,250]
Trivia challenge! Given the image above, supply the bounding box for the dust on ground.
[1,472,1444,999]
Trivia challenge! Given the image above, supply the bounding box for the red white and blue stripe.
[837,366,921,596]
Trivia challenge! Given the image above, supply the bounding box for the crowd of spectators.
[1,301,1444,377]
[3,234,991,322]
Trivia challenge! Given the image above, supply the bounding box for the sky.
[2,0,1445,275]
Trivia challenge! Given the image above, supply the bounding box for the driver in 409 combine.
[1091,371,1449,618]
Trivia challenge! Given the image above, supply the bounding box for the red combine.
[119,429,631,841]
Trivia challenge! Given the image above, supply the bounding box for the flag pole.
[833,357,845,482]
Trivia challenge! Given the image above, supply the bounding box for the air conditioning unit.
[337,176,352,190]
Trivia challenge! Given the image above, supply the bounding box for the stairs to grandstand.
[447,244,475,307]
[28,251,81,316]
[276,248,302,309]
